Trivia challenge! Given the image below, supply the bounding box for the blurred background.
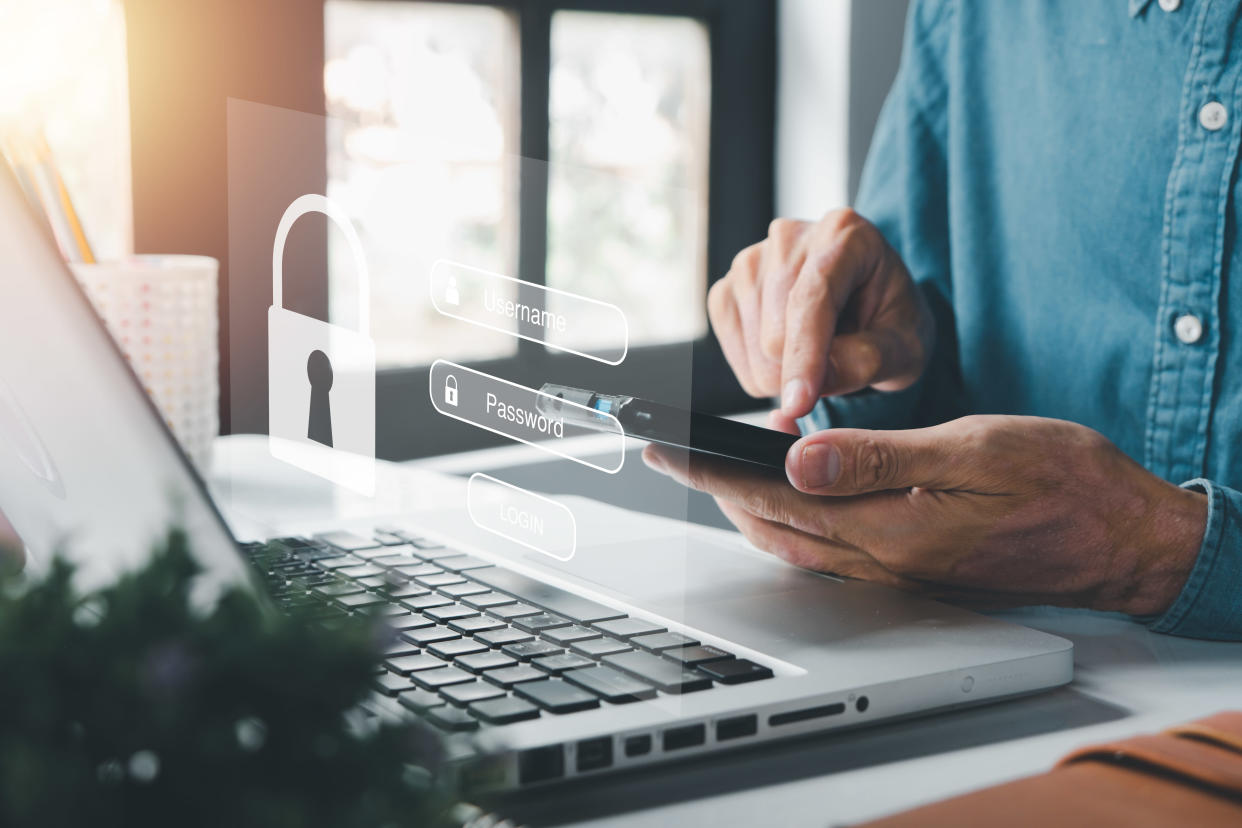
[0,0,908,467]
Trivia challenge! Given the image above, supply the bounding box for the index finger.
[779,226,872,417]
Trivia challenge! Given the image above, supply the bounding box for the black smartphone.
[537,384,798,471]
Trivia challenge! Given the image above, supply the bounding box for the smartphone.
[537,383,798,471]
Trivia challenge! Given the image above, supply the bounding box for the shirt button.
[1200,101,1228,131]
[1174,313,1204,345]
[1158,0,1181,10]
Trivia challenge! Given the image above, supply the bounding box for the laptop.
[0,163,1072,790]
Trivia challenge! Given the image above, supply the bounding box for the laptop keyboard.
[241,527,774,732]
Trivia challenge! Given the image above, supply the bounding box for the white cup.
[70,256,219,471]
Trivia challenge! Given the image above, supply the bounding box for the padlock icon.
[445,276,461,306]
[268,193,375,496]
[444,374,459,407]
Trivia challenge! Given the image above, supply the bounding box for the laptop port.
[624,734,652,757]
[856,695,869,713]
[577,737,613,772]
[769,702,845,727]
[662,723,706,751]
[716,713,758,742]
[518,745,564,784]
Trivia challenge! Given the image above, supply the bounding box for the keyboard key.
[315,530,381,551]
[373,671,413,696]
[469,696,540,725]
[371,531,408,546]
[395,688,444,712]
[424,705,479,731]
[602,651,713,693]
[475,627,534,648]
[662,645,733,667]
[438,581,489,598]
[334,592,386,610]
[379,583,429,600]
[339,564,385,579]
[311,581,364,598]
[483,665,549,688]
[385,653,444,675]
[434,554,493,572]
[448,615,505,635]
[698,658,773,685]
[317,555,363,570]
[631,632,700,653]
[440,680,505,706]
[532,653,594,675]
[455,651,517,673]
[594,618,665,639]
[541,625,602,646]
[427,638,487,659]
[512,613,573,633]
[383,641,420,658]
[409,537,447,550]
[399,593,453,611]
[412,547,460,561]
[402,627,460,647]
[461,592,518,610]
[469,567,626,624]
[412,666,475,691]
[515,678,601,714]
[569,637,632,659]
[423,604,478,623]
[563,665,658,704]
[387,614,436,631]
[487,602,541,620]
[501,640,563,661]
[355,575,389,589]
[415,572,467,588]
[370,554,417,568]
[394,563,444,578]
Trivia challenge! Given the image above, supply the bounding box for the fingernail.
[781,378,808,414]
[800,444,841,489]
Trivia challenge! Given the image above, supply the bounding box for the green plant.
[0,529,457,828]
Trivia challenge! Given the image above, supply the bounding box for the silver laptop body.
[0,165,1072,789]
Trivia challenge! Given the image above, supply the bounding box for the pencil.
[34,134,95,263]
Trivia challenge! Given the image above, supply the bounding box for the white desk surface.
[210,435,1242,828]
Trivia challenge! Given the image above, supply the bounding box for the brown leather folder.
[858,712,1242,828]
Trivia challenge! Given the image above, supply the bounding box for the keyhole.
[306,349,334,447]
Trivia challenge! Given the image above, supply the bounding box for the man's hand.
[710,209,935,419]
[643,415,1207,615]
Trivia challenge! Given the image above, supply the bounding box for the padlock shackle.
[272,194,370,337]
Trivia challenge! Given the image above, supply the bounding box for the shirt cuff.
[1144,478,1242,641]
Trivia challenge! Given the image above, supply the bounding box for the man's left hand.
[643,415,1207,615]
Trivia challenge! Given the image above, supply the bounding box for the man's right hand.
[709,209,935,419]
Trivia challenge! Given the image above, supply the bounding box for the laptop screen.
[0,163,254,599]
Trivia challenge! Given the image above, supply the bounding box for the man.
[644,0,1242,640]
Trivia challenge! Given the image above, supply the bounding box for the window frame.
[367,0,776,459]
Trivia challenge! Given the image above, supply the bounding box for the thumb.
[785,424,968,495]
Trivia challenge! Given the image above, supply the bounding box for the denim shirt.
[804,0,1242,640]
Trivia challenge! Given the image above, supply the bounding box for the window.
[323,0,774,459]
[0,0,132,260]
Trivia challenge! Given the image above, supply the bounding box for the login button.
[467,473,577,561]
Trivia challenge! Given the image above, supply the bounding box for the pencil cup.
[71,256,219,471]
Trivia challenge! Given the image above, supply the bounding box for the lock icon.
[268,194,376,496]
[444,375,459,407]
[445,276,460,306]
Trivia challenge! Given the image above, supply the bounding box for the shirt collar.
[1130,0,1155,16]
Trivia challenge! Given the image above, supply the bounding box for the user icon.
[445,276,460,306]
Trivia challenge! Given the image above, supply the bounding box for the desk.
[210,435,1242,828]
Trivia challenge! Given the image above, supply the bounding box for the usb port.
[662,723,706,751]
[716,713,758,741]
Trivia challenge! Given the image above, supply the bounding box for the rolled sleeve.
[1145,479,1242,641]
